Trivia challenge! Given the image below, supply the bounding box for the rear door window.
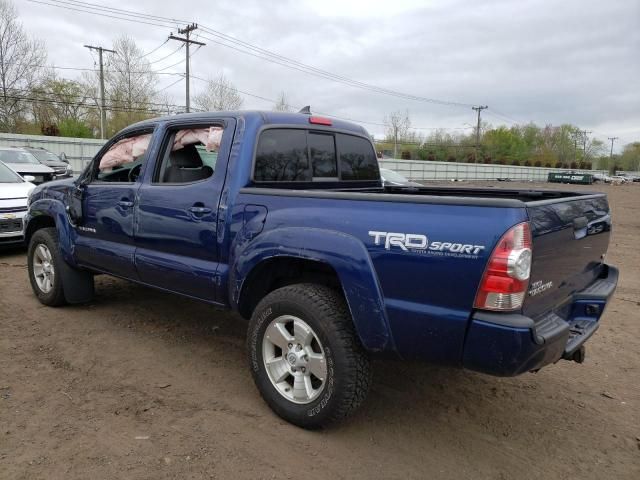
[336,134,379,180]
[253,128,378,182]
[254,129,310,181]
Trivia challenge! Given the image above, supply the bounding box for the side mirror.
[23,175,36,182]
[59,152,69,163]
[66,183,85,225]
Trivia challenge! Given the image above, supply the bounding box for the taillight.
[474,222,532,311]
[309,116,332,126]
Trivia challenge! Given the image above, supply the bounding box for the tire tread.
[249,283,371,427]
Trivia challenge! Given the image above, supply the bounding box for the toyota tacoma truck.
[24,110,618,428]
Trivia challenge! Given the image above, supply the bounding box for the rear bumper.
[462,264,619,376]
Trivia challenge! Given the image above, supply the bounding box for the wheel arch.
[231,227,393,353]
[25,199,77,266]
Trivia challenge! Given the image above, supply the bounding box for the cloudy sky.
[17,0,640,148]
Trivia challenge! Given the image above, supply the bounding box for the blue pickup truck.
[24,110,618,428]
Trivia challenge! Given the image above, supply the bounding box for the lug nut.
[288,343,293,348]
[296,344,302,351]
[301,367,306,373]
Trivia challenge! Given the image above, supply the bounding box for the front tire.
[28,227,67,306]
[247,284,371,429]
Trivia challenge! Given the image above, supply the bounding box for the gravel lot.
[1,181,638,479]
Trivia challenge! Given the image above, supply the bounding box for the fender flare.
[26,198,79,267]
[230,227,393,352]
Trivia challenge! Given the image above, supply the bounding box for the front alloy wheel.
[32,244,55,293]
[27,227,67,306]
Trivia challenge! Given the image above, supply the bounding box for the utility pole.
[169,24,205,113]
[472,105,488,159]
[84,45,116,139]
[579,130,592,163]
[608,136,618,160]
[393,125,398,159]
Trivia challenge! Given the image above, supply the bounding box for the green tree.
[30,75,91,134]
[620,142,640,171]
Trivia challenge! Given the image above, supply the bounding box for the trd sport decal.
[368,231,485,259]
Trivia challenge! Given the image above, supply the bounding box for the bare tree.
[0,0,46,132]
[384,110,412,158]
[193,73,243,112]
[84,35,159,134]
[273,91,292,112]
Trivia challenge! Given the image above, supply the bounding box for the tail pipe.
[563,345,586,364]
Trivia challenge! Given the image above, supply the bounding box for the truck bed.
[242,184,604,207]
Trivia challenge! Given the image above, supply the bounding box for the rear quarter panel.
[230,192,527,364]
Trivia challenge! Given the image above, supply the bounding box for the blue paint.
[24,111,618,376]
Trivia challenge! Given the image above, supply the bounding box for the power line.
[84,44,116,139]
[139,39,169,58]
[29,0,477,109]
[153,77,185,96]
[3,62,184,76]
[169,24,206,113]
[147,44,184,65]
[187,75,474,132]
[8,87,191,111]
[5,93,181,115]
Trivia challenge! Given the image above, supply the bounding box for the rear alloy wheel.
[262,314,328,404]
[248,283,371,429]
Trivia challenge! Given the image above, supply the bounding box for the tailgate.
[523,194,611,318]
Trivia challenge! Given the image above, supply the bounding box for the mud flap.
[60,259,95,304]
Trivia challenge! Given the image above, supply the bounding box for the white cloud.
[14,0,640,146]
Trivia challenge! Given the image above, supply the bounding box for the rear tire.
[247,283,371,429]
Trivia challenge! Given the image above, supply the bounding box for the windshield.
[28,150,60,162]
[0,149,40,164]
[0,162,23,183]
[381,168,409,183]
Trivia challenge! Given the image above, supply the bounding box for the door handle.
[118,200,134,208]
[189,206,212,215]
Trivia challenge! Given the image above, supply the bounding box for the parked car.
[0,161,36,245]
[617,172,640,182]
[380,167,422,187]
[610,175,630,184]
[24,110,618,428]
[0,147,55,184]
[20,146,73,179]
[593,173,613,183]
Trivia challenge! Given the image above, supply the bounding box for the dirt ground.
[1,181,639,480]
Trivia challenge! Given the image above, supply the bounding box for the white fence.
[0,133,105,174]
[380,159,606,182]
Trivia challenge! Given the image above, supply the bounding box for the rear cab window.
[253,128,379,185]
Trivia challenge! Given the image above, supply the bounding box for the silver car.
[0,147,55,184]
[0,161,36,245]
[379,167,422,187]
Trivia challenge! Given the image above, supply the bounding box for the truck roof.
[124,110,370,137]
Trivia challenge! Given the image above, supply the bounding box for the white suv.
[0,161,36,245]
